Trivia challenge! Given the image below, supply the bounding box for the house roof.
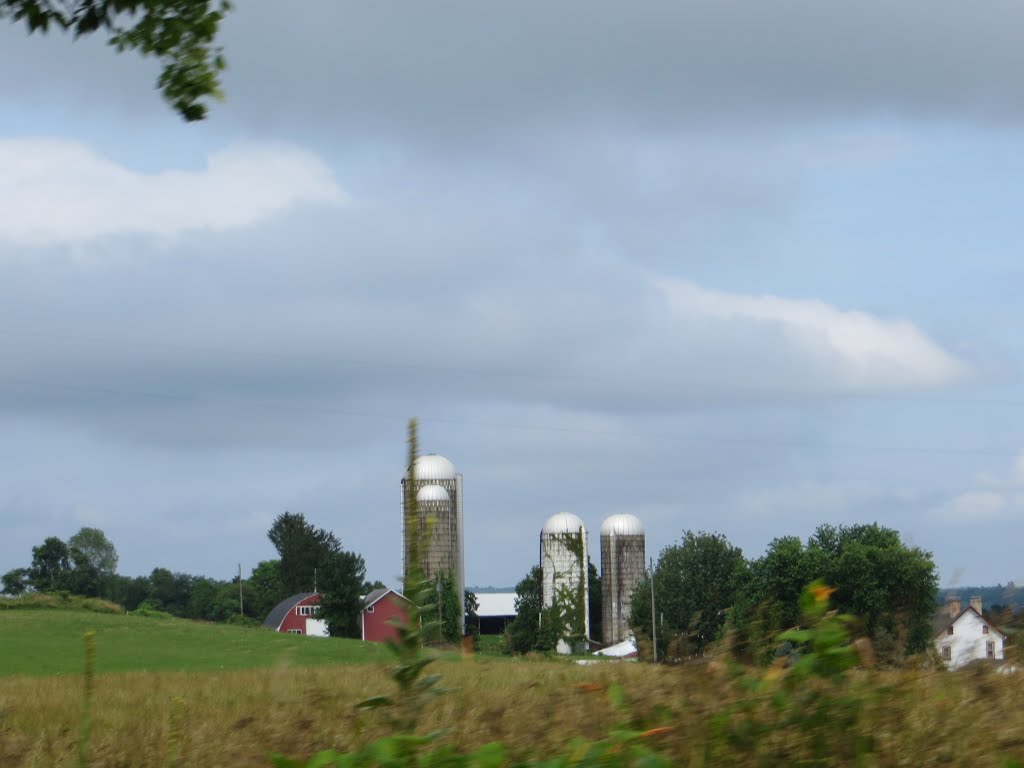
[931,605,1007,639]
[262,592,317,631]
[363,588,410,611]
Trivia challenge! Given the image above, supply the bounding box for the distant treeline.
[936,584,1020,611]
[1,513,374,635]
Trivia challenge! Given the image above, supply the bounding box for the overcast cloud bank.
[1,1,1022,589]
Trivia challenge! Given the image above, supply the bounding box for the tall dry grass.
[2,655,1023,766]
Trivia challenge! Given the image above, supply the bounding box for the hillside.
[0,607,391,677]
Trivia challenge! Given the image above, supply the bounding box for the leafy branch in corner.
[1,0,231,120]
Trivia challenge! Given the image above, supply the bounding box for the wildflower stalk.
[77,630,96,768]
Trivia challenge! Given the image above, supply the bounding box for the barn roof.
[363,588,410,610]
[263,592,317,631]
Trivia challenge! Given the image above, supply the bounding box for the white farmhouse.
[933,595,1007,670]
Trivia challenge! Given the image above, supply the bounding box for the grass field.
[0,607,392,676]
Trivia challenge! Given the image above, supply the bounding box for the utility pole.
[649,557,657,663]
[238,563,243,616]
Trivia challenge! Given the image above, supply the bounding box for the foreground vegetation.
[2,584,1023,766]
[2,650,1023,766]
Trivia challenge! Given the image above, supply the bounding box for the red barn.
[360,588,411,642]
[262,592,328,636]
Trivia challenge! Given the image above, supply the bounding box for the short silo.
[401,454,464,634]
[600,514,646,646]
[540,512,590,653]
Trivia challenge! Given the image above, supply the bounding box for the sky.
[2,1,1023,593]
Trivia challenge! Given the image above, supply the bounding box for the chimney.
[948,595,962,618]
[970,596,982,614]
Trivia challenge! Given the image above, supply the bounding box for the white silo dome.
[412,454,457,482]
[600,514,644,537]
[542,512,586,535]
[416,484,450,503]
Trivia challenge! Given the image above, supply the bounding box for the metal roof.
[411,454,457,481]
[416,484,450,503]
[600,514,644,537]
[593,637,638,658]
[262,592,316,631]
[475,592,517,618]
[542,512,586,535]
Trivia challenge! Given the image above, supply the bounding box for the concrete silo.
[401,454,464,634]
[600,514,646,646]
[540,512,590,654]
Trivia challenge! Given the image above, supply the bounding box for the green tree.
[105,573,150,611]
[318,549,366,638]
[631,530,748,660]
[28,536,72,592]
[505,565,559,654]
[248,559,287,621]
[587,560,602,643]
[62,527,119,597]
[209,578,255,622]
[810,523,937,656]
[146,567,194,615]
[434,573,462,644]
[1,568,30,595]
[464,589,480,637]
[1,0,230,120]
[732,523,939,663]
[267,512,366,638]
[67,527,118,576]
[731,535,823,662]
[268,512,340,594]
[63,552,102,597]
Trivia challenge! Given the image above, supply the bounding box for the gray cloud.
[5,2,1024,140]
[2,2,1022,590]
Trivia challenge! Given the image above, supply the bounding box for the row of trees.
[628,523,939,664]
[503,522,941,665]
[1,530,256,623]
[1,513,375,637]
[3,527,119,598]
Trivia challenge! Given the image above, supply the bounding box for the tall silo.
[540,512,590,654]
[600,514,646,647]
[401,454,465,634]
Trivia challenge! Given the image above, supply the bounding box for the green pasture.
[0,608,392,677]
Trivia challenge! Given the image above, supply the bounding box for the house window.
[297,605,320,617]
[947,626,954,635]
[287,629,303,635]
[942,646,951,661]
[366,605,375,613]
[983,625,989,634]
[987,642,995,659]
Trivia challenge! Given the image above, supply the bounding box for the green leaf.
[607,681,627,710]
[470,742,506,768]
